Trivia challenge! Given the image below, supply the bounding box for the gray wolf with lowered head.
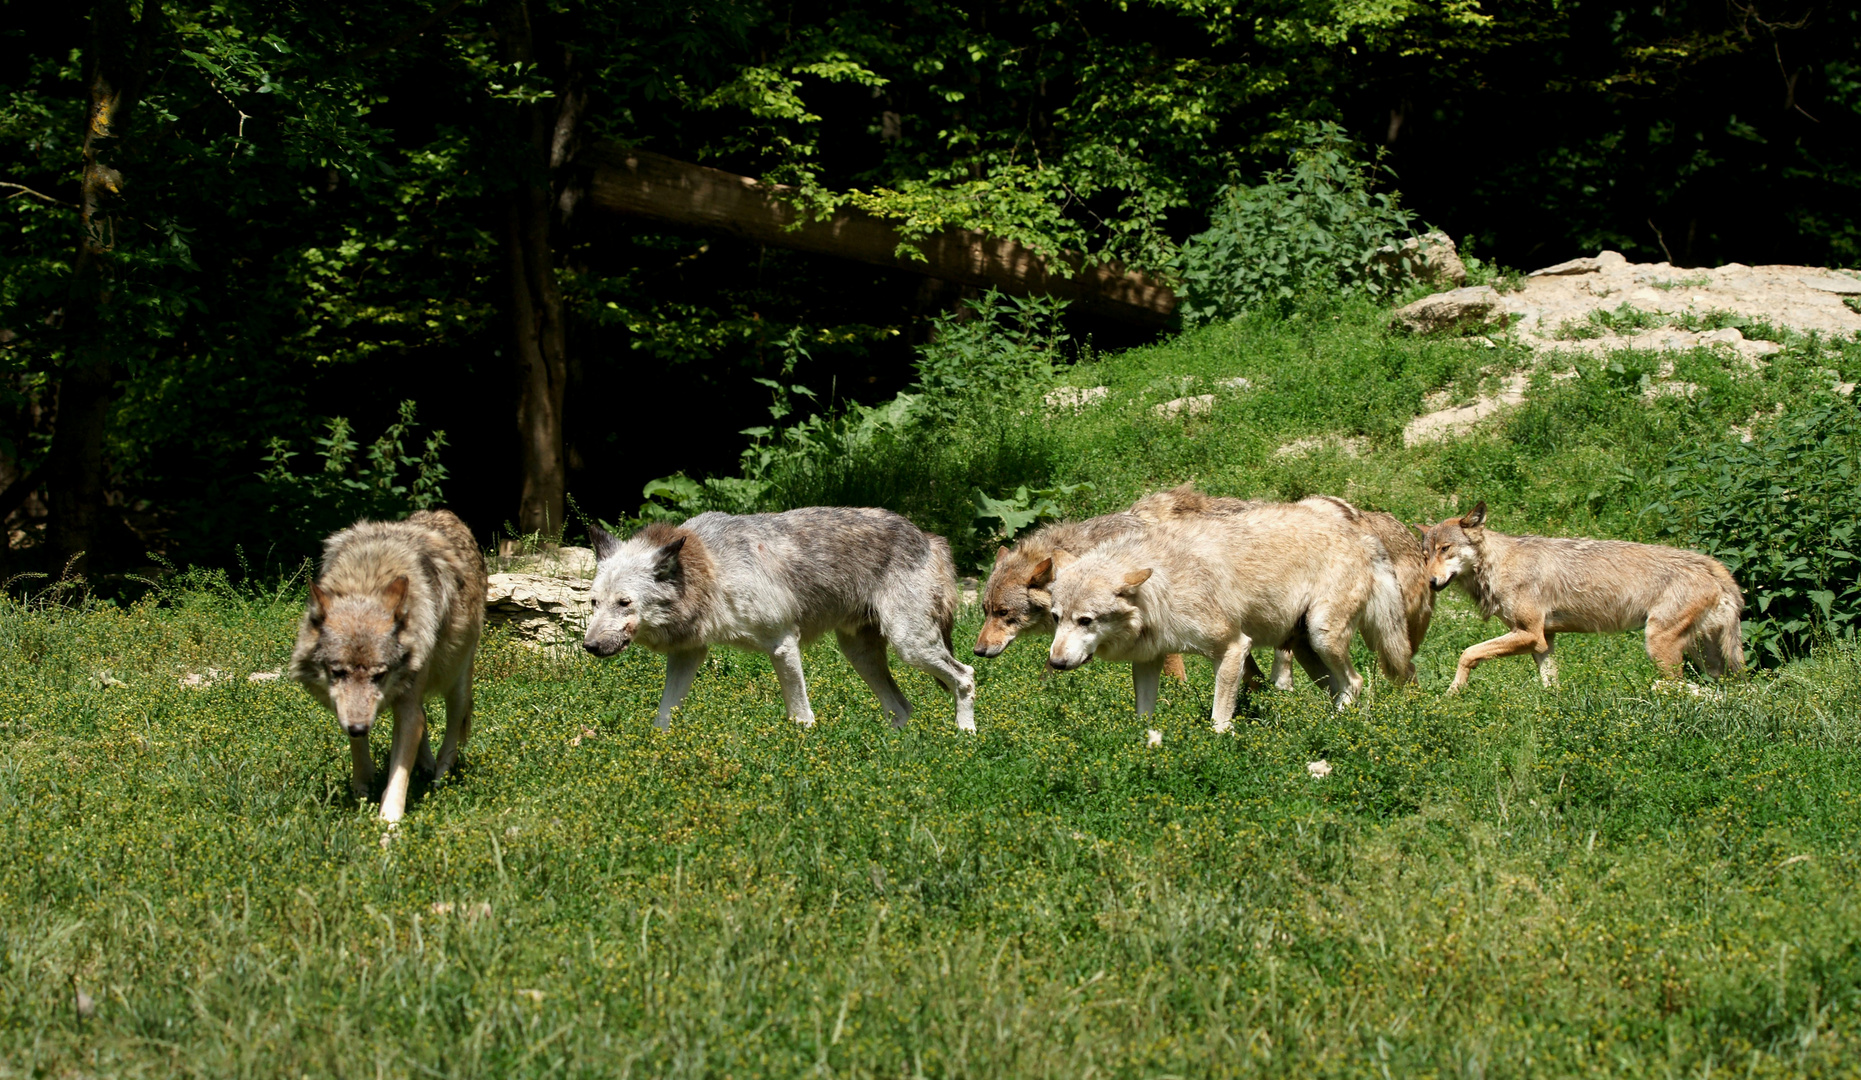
[583,507,977,731]
[1421,501,1743,692]
[1044,501,1413,730]
[290,510,487,822]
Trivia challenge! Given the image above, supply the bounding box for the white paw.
[1211,718,1234,734]
[793,715,817,729]
[956,717,977,733]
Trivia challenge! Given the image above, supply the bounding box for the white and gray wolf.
[1043,501,1413,730]
[1420,502,1744,692]
[582,508,977,731]
[290,509,487,822]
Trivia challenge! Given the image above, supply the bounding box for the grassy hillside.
[4,306,1861,1077]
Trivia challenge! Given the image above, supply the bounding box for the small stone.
[247,670,281,682]
[1307,760,1333,779]
[1390,286,1506,334]
[1152,394,1215,419]
[1043,385,1110,411]
[1146,729,1163,747]
[75,990,97,1019]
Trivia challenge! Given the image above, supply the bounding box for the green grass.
[5,590,1861,1077]
[5,305,1861,1076]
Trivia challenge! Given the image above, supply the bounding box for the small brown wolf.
[290,510,487,822]
[1419,502,1743,691]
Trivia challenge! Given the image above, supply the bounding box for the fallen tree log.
[577,143,1178,327]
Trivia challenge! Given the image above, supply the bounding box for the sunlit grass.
[2,584,1860,1077]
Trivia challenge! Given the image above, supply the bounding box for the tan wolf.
[1419,502,1743,692]
[1044,501,1413,729]
[290,510,487,822]
[974,511,1191,683]
[1131,486,1434,688]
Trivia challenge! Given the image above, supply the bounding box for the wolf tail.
[927,534,960,651]
[1359,558,1416,684]
[1706,577,1746,677]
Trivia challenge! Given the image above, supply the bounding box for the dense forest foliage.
[0,0,1855,575]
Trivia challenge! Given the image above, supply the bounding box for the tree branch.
[337,0,471,66]
[0,182,77,209]
[0,465,46,523]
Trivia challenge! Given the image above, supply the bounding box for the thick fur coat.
[584,507,976,731]
[1045,501,1412,729]
[290,509,486,821]
[1421,502,1744,690]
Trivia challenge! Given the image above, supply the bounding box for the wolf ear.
[589,522,620,561]
[1050,548,1077,574]
[382,576,411,621]
[1117,568,1153,596]
[993,545,1011,568]
[654,536,687,580]
[1461,501,1487,529]
[1026,557,1054,590]
[308,582,331,624]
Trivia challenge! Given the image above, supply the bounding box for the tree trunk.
[578,144,1178,327]
[47,0,164,575]
[498,0,581,539]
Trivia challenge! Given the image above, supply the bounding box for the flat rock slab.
[1501,254,1861,345]
[487,572,594,646]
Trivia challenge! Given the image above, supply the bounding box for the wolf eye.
[1075,615,1093,627]
[615,597,632,609]
[328,667,348,680]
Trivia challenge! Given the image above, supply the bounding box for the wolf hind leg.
[1133,657,1164,717]
[433,661,474,780]
[891,631,976,733]
[1303,614,1363,708]
[656,646,709,729]
[837,626,914,728]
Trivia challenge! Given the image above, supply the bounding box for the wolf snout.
[1047,655,1087,672]
[582,636,630,658]
[973,641,1003,658]
[343,720,372,737]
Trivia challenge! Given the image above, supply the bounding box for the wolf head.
[1045,549,1153,671]
[297,577,413,737]
[583,522,689,658]
[974,545,1059,658]
[1419,501,1487,591]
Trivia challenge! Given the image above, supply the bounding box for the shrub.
[1176,121,1419,325]
[638,293,1067,566]
[259,400,449,549]
[1643,396,1861,664]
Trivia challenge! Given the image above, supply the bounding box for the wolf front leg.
[655,647,709,729]
[379,695,429,823]
[348,733,375,799]
[433,661,474,779]
[1131,657,1164,717]
[1209,636,1254,733]
[768,634,817,728]
[1448,627,1546,693]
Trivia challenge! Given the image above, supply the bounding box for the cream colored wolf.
[290,510,487,822]
[1044,501,1413,729]
[1132,487,1433,688]
[1420,502,1743,691]
[974,511,1190,682]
